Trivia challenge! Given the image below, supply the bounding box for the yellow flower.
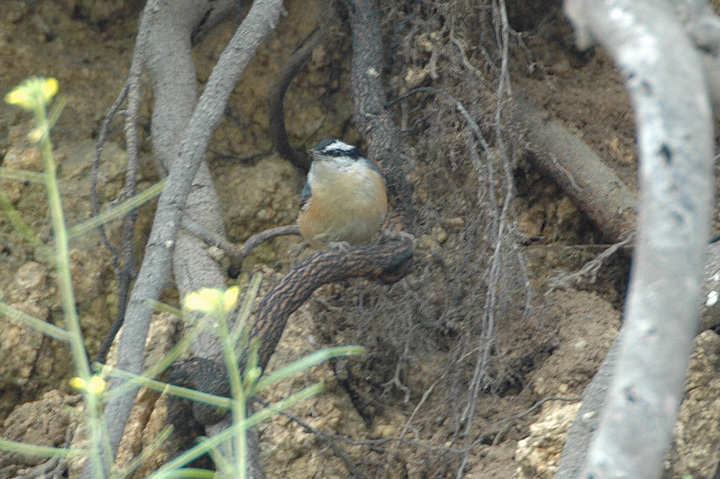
[184,286,240,315]
[70,375,106,395]
[5,77,59,110]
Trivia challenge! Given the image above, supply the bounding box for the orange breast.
[297,168,387,245]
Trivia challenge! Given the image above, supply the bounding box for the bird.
[297,138,388,247]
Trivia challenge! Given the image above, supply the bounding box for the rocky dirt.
[1,1,720,478]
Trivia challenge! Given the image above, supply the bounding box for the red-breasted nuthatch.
[297,138,388,246]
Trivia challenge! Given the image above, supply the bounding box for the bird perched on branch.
[297,138,388,247]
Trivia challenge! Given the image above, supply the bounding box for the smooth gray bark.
[145,0,229,360]
[562,1,714,478]
[85,1,284,477]
[672,0,720,120]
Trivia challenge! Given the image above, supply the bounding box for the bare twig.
[237,226,301,260]
[252,397,367,479]
[253,392,578,471]
[547,233,635,293]
[93,26,146,363]
[455,3,515,478]
[90,81,129,273]
[181,215,300,262]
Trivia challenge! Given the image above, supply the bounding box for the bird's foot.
[379,229,417,248]
[328,241,352,252]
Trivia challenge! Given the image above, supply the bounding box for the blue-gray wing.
[299,181,312,210]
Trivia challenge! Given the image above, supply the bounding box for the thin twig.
[90,81,129,276]
[547,233,635,294]
[252,397,366,478]
[94,0,152,362]
[457,2,513,477]
[181,216,300,262]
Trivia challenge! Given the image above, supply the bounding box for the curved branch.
[252,241,413,370]
[173,240,414,423]
[562,1,714,478]
[92,81,133,364]
[267,16,331,172]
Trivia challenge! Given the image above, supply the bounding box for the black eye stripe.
[322,148,362,159]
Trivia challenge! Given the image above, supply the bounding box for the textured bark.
[174,241,414,420]
[347,0,415,234]
[513,96,636,244]
[251,242,413,371]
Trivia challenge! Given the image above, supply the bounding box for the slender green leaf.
[0,167,47,183]
[68,179,166,237]
[0,300,71,341]
[0,438,85,459]
[104,365,232,409]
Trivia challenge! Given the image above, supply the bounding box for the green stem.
[217,310,246,479]
[34,103,89,380]
[33,101,105,478]
[0,300,71,341]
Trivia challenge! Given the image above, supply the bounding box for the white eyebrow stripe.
[323,141,355,152]
[335,142,355,150]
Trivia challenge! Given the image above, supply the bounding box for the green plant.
[3,76,108,477]
[0,77,364,479]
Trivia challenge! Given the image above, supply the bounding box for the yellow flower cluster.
[184,286,240,315]
[70,375,106,395]
[5,76,59,110]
